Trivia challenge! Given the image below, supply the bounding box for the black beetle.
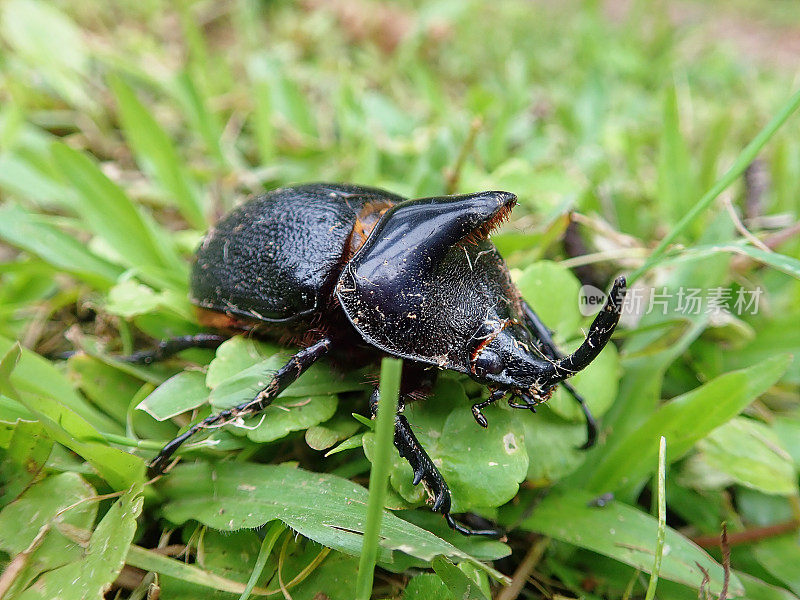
[135,183,626,536]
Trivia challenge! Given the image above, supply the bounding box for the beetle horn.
[539,276,627,387]
[349,190,517,275]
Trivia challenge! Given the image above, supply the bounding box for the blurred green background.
[1,1,800,598]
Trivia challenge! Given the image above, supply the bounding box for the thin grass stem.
[355,357,402,600]
[629,88,800,283]
[644,436,667,600]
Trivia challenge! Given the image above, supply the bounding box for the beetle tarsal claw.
[432,491,447,513]
[471,405,489,428]
[412,469,424,486]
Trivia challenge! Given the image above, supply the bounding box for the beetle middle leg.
[521,301,599,449]
[369,389,500,537]
[147,336,332,477]
[114,333,229,365]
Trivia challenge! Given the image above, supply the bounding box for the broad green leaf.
[67,354,144,424]
[207,339,363,405]
[16,394,145,490]
[137,370,210,421]
[17,483,143,600]
[287,549,359,600]
[0,205,122,287]
[0,419,53,506]
[736,487,794,527]
[739,569,800,600]
[106,279,164,317]
[0,334,121,433]
[364,377,528,513]
[431,556,490,600]
[241,395,338,444]
[0,395,31,433]
[305,415,360,451]
[403,573,455,600]
[206,336,280,388]
[522,409,586,484]
[0,473,97,581]
[697,417,797,496]
[774,416,800,468]
[160,462,507,581]
[754,535,800,595]
[110,75,206,228]
[515,260,582,337]
[0,341,21,398]
[586,354,791,493]
[515,489,742,596]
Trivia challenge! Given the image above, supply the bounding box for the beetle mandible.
[137,183,626,536]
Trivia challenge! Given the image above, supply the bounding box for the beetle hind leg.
[147,336,333,477]
[370,389,501,537]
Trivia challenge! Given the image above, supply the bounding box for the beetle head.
[468,319,555,399]
[468,277,627,398]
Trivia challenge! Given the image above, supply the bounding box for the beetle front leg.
[471,388,506,428]
[148,336,332,477]
[521,301,599,449]
[369,389,500,537]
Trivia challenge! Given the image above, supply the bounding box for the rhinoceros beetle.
[122,183,625,536]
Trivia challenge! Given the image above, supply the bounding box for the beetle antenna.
[540,277,626,386]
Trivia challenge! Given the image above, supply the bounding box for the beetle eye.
[473,350,503,377]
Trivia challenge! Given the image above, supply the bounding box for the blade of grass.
[629,87,800,283]
[110,75,206,229]
[239,521,286,600]
[644,436,667,600]
[49,142,186,282]
[658,83,696,227]
[355,357,402,600]
[0,204,123,288]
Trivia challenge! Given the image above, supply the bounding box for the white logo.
[578,285,606,316]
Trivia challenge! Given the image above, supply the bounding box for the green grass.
[1,0,800,598]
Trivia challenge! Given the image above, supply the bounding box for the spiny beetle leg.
[563,381,598,449]
[445,513,502,537]
[370,388,502,537]
[471,388,507,428]
[148,337,332,477]
[521,300,600,448]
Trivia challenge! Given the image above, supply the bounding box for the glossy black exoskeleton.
[139,183,626,536]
